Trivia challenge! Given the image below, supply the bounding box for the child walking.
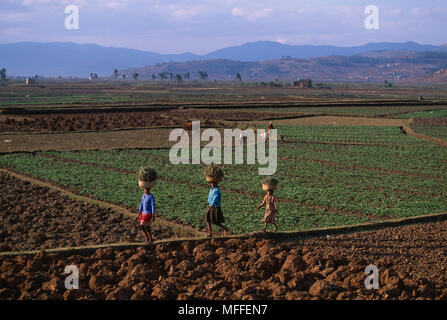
[204,165,231,237]
[257,177,279,232]
[137,166,158,243]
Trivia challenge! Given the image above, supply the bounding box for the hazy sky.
[1,0,446,54]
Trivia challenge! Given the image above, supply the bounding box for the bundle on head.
[183,121,193,131]
[137,166,158,189]
[261,176,278,191]
[204,164,224,183]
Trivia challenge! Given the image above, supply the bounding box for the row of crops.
[0,125,445,234]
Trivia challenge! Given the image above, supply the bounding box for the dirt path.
[246,116,406,127]
[402,119,447,147]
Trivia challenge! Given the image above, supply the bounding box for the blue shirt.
[208,187,221,207]
[139,193,155,214]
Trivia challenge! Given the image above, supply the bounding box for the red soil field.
[1,219,446,300]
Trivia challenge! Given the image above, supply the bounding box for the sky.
[1,0,446,54]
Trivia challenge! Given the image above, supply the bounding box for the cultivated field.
[0,81,446,300]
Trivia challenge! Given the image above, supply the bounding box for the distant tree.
[151,73,156,80]
[90,73,99,80]
[133,73,139,81]
[113,69,119,78]
[0,68,6,82]
[169,72,173,81]
[184,72,190,80]
[198,71,208,80]
[122,74,127,79]
[236,73,242,81]
[175,74,183,83]
[159,72,168,80]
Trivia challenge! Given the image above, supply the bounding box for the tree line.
[109,70,243,82]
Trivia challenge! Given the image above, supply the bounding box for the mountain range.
[1,41,446,78]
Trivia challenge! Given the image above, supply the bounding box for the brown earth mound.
[0,172,178,251]
[1,219,446,300]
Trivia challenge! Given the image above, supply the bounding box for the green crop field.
[0,125,445,234]
[410,125,447,140]
[400,108,447,118]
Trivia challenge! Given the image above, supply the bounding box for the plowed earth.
[0,110,295,133]
[0,172,179,251]
[1,218,446,300]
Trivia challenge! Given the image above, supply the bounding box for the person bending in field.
[204,165,231,237]
[137,166,158,243]
[257,177,279,232]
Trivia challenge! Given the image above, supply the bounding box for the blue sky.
[1,0,446,54]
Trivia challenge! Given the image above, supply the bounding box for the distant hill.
[418,69,447,84]
[205,41,444,61]
[122,51,447,83]
[0,42,199,77]
[1,41,446,77]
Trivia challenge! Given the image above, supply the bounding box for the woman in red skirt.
[137,167,158,243]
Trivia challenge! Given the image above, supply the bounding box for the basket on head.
[137,166,158,189]
[204,165,223,183]
[205,175,222,183]
[261,176,278,191]
[138,179,156,189]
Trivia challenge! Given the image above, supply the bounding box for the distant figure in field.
[137,166,158,243]
[257,177,279,232]
[183,121,193,132]
[266,121,274,139]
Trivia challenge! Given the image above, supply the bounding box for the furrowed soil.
[412,118,447,126]
[0,109,297,133]
[1,220,446,300]
[0,172,180,251]
[0,128,175,152]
